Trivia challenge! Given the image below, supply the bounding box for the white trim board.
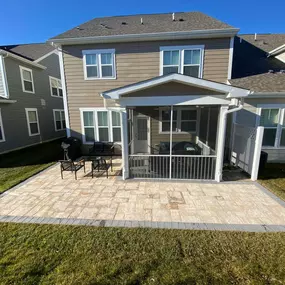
[34,49,59,63]
[101,73,250,100]
[227,37,234,80]
[0,55,9,98]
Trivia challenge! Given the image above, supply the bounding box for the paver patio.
[0,160,285,230]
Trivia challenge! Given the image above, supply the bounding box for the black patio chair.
[59,158,85,180]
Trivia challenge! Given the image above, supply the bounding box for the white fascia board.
[102,73,250,100]
[268,44,285,56]
[247,92,285,98]
[118,95,230,107]
[34,49,59,63]
[48,28,240,46]
[0,55,9,99]
[0,50,46,69]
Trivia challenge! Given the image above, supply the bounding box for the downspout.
[215,98,244,182]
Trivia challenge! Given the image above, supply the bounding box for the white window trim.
[256,105,285,149]
[82,49,116,80]
[53,109,65,131]
[159,45,204,77]
[25,108,40,136]
[159,107,198,134]
[20,66,35,94]
[49,76,63,98]
[80,108,122,144]
[0,108,5,142]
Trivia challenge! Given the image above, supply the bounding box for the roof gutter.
[48,28,240,46]
[268,44,285,57]
[0,50,46,69]
[248,92,285,98]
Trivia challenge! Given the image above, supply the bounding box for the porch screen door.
[133,117,149,154]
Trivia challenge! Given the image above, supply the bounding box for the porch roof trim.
[101,73,250,100]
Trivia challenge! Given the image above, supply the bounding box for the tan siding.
[63,38,231,136]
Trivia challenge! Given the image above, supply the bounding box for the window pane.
[184,50,192,64]
[162,122,177,132]
[58,80,62,88]
[56,121,62,130]
[85,128,95,142]
[192,50,201,64]
[280,129,285,146]
[52,87,58,96]
[113,128,121,142]
[23,70,32,81]
[163,50,179,65]
[102,66,113,77]
[55,111,61,121]
[99,128,109,141]
[262,129,277,146]
[163,66,178,75]
[97,111,108,126]
[87,66,98,78]
[86,54,97,65]
[260,109,279,127]
[112,111,121,126]
[28,111,37,122]
[0,126,3,140]
[183,66,199,77]
[101,53,112,64]
[161,110,177,120]
[30,122,38,134]
[181,110,197,120]
[59,88,63,97]
[24,81,33,92]
[181,121,196,132]
[83,111,94,126]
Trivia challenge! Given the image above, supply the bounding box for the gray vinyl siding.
[235,97,285,163]
[0,53,65,153]
[62,38,231,139]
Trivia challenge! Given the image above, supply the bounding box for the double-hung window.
[20,66,35,93]
[49,77,63,97]
[0,109,5,142]
[159,108,197,133]
[25,108,40,136]
[53,109,66,131]
[82,49,116,79]
[81,109,121,143]
[160,46,204,78]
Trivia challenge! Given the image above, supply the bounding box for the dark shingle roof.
[239,34,285,53]
[50,12,234,40]
[230,73,285,93]
[0,43,55,61]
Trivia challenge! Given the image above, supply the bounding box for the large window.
[81,109,121,143]
[258,107,285,148]
[159,108,197,133]
[160,46,204,78]
[20,66,35,93]
[53,109,66,131]
[0,109,5,142]
[82,49,116,79]
[25,108,40,136]
[49,77,63,97]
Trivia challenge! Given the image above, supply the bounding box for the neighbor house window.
[81,109,121,143]
[160,46,204,78]
[82,49,116,79]
[53,109,66,131]
[159,108,197,133]
[25,108,40,136]
[20,66,35,93]
[0,109,5,142]
[49,77,63,97]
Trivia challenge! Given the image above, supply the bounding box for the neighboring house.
[230,34,285,162]
[48,12,270,182]
[0,43,66,154]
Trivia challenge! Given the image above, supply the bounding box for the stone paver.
[0,160,285,231]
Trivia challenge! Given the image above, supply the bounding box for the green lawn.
[259,163,285,201]
[0,139,64,194]
[0,223,284,284]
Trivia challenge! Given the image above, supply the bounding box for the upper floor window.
[82,49,116,80]
[0,109,5,142]
[20,66,35,93]
[49,76,63,98]
[160,46,204,78]
[25,108,40,136]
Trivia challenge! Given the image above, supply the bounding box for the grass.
[259,163,285,201]
[0,223,285,284]
[0,139,64,194]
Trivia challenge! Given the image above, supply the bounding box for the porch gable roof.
[101,73,250,100]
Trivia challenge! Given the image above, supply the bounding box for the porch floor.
[0,160,285,229]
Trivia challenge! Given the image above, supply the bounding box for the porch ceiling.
[101,73,251,101]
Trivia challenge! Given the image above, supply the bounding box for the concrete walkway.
[0,162,285,232]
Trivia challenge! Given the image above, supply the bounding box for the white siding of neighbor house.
[235,97,285,163]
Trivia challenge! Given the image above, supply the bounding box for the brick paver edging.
[0,215,284,232]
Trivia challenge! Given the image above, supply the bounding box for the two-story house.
[0,43,66,154]
[48,12,256,182]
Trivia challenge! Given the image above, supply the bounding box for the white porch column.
[215,106,228,182]
[251,126,264,181]
[120,108,129,180]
